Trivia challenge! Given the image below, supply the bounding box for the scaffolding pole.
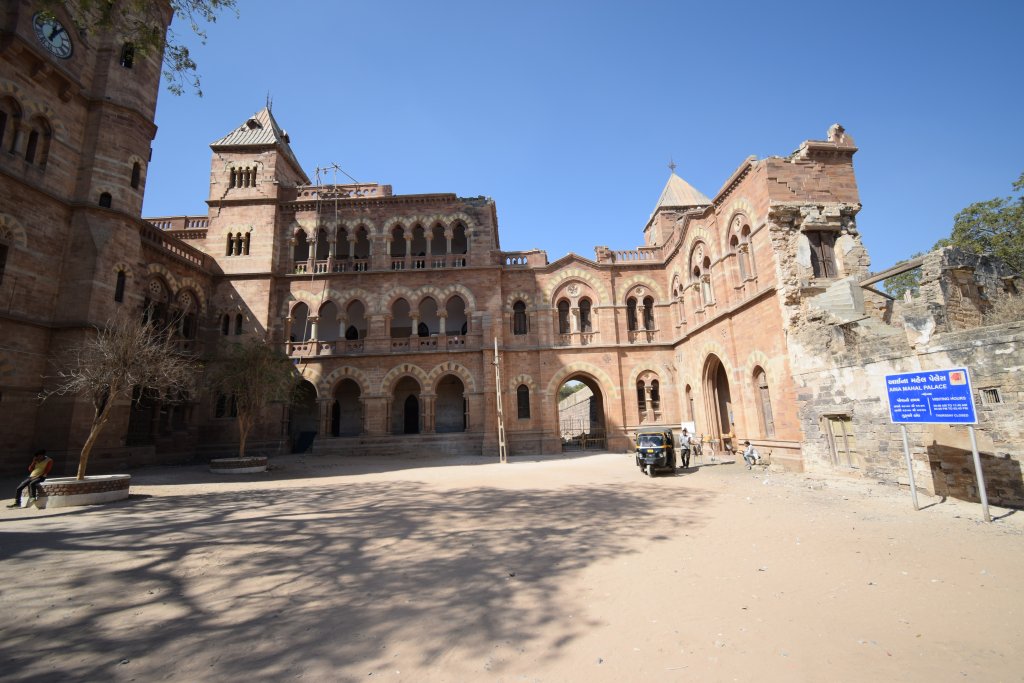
[493,337,508,463]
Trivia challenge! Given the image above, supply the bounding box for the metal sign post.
[493,338,508,464]
[885,367,988,521]
[899,424,919,510]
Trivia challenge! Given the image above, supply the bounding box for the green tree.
[882,253,924,299]
[45,0,237,96]
[884,170,1023,296]
[208,339,299,458]
[945,171,1024,275]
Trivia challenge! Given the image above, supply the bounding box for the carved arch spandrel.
[319,365,372,397]
[426,361,477,394]
[541,268,609,306]
[0,215,30,248]
[544,362,620,400]
[380,363,430,395]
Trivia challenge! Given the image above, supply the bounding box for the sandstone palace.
[2,2,1022,505]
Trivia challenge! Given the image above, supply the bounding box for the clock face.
[32,13,73,59]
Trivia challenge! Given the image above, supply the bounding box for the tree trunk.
[77,402,113,480]
[238,414,253,458]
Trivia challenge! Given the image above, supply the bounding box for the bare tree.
[42,312,200,480]
[208,339,298,458]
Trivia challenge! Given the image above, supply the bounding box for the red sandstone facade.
[4,4,1020,508]
[140,109,864,471]
[0,0,869,473]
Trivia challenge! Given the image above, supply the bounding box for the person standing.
[7,450,53,508]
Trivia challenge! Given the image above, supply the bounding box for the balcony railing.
[627,329,658,343]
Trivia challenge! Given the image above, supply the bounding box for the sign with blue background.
[885,368,977,424]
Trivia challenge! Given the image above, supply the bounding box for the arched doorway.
[702,355,734,452]
[331,378,362,436]
[556,375,607,451]
[392,377,421,434]
[290,380,319,453]
[436,374,466,433]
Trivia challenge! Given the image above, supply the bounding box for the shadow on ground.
[0,478,712,681]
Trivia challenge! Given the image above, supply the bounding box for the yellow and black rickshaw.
[634,427,676,477]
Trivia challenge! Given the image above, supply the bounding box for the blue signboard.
[885,367,977,424]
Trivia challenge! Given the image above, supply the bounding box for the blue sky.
[142,0,1024,272]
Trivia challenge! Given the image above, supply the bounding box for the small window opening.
[98,192,112,208]
[980,388,1002,405]
[114,270,126,303]
[517,384,531,419]
[25,130,38,163]
[235,313,243,335]
[120,43,135,68]
[130,161,141,189]
[221,314,230,336]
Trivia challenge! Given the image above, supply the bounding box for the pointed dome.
[210,106,309,183]
[654,172,711,211]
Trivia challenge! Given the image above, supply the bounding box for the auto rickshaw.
[634,427,676,477]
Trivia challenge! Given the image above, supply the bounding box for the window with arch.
[221,313,230,336]
[293,230,309,262]
[315,228,330,261]
[390,225,406,260]
[517,384,531,419]
[730,215,755,282]
[650,379,661,412]
[636,381,647,417]
[642,295,655,330]
[0,96,18,153]
[740,224,755,278]
[512,300,528,335]
[215,393,238,419]
[99,192,112,208]
[557,299,570,334]
[0,243,8,286]
[579,297,593,332]
[754,367,775,438]
[22,116,51,166]
[701,256,714,306]
[114,270,126,303]
[130,161,141,189]
[626,297,638,331]
[672,277,685,325]
[235,313,244,335]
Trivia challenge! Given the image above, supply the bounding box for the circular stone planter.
[36,475,131,509]
[209,456,268,474]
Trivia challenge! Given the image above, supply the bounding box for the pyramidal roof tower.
[653,171,712,210]
[644,171,711,247]
[210,106,310,188]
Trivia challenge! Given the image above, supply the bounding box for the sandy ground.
[1,452,1022,683]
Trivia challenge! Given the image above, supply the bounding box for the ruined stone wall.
[791,246,1024,506]
[896,247,1023,337]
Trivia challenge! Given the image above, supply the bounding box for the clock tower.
[0,1,174,474]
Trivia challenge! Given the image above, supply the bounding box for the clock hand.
[48,25,67,41]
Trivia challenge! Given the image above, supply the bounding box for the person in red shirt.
[7,450,53,508]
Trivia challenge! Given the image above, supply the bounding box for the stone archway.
[392,377,422,435]
[702,354,734,452]
[290,380,319,452]
[555,374,607,451]
[435,374,466,433]
[331,378,362,437]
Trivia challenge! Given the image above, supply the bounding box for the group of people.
[678,429,762,470]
